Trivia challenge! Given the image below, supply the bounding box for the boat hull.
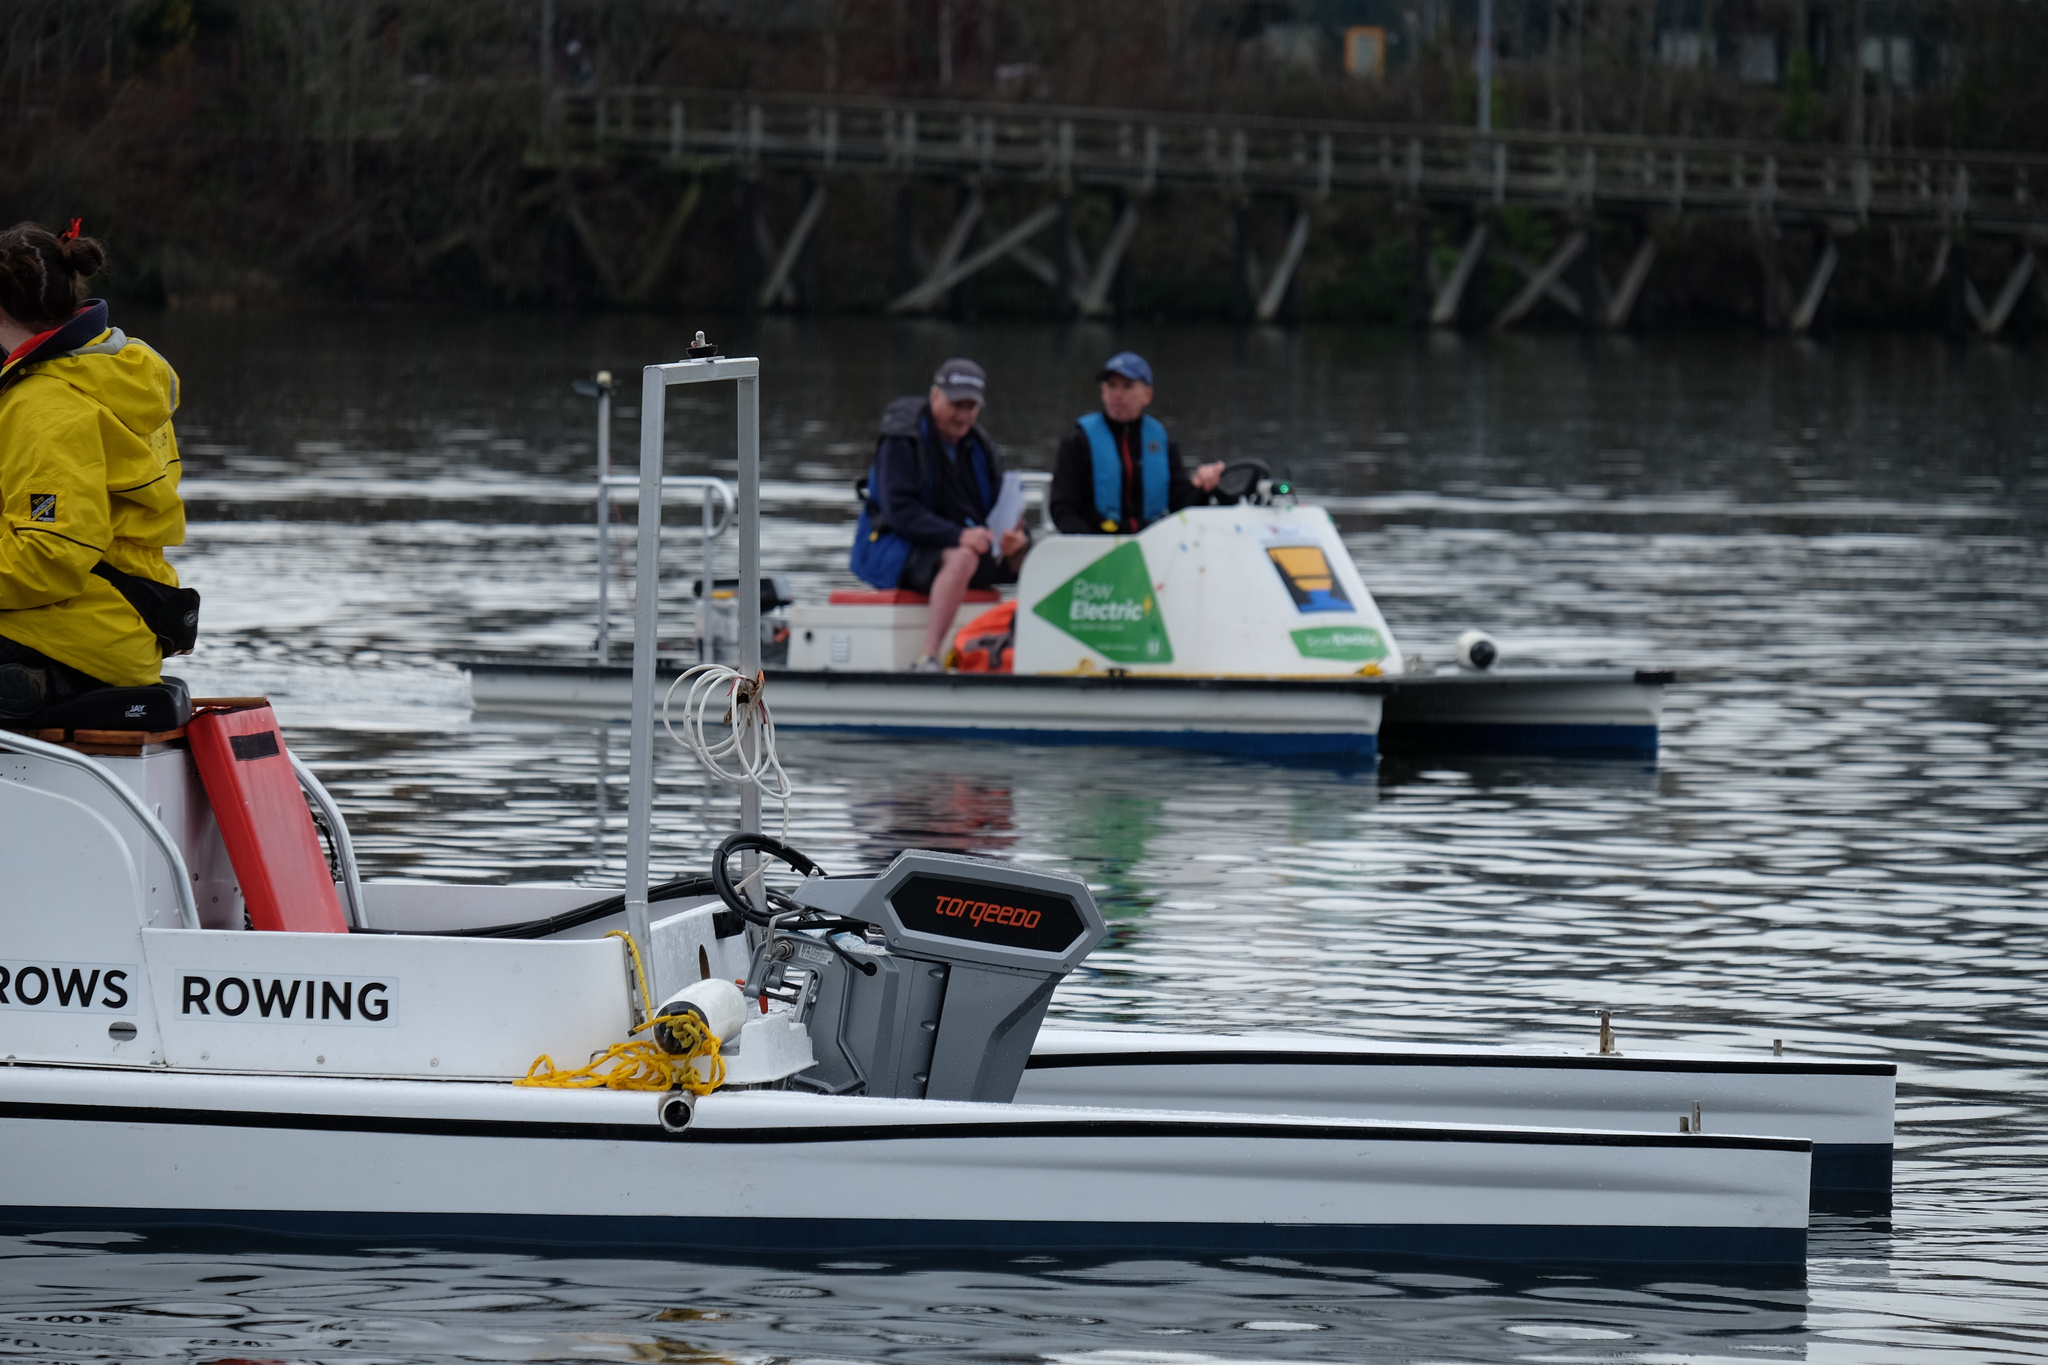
[1380,670,1668,759]
[469,661,1383,757]
[0,1066,1808,1267]
[1023,1030,1893,1196]
[464,661,1667,760]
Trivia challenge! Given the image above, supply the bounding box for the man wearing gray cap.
[1049,351,1224,535]
[849,357,1030,671]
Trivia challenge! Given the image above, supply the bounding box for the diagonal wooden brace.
[1603,236,1658,329]
[1077,201,1140,317]
[889,200,1063,312]
[1788,237,1838,335]
[624,179,704,304]
[1430,223,1489,326]
[1255,204,1313,323]
[1979,250,2036,337]
[756,182,829,310]
[1493,228,1588,330]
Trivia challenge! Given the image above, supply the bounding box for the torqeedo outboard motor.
[706,834,1105,1103]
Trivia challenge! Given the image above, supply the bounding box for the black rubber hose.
[820,929,880,977]
[712,831,823,926]
[352,875,717,940]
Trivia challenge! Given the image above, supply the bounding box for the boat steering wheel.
[1214,458,1277,505]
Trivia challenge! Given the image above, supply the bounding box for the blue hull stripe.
[0,1207,1805,1267]
[774,722,1378,759]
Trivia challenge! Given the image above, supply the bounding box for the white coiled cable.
[663,663,793,836]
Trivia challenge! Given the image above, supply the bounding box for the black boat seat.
[16,676,193,733]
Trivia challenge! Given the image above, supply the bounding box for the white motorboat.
[0,347,1843,1268]
[466,459,1670,761]
[0,719,1810,1265]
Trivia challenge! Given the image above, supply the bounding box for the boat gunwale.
[462,659,1672,695]
[1024,1049,1896,1078]
[0,1095,1811,1153]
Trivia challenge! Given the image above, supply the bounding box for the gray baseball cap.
[932,357,988,404]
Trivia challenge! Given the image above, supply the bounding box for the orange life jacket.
[949,599,1016,673]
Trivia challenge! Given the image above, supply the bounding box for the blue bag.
[849,474,914,590]
[848,399,937,589]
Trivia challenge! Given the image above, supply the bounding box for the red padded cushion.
[188,705,348,933]
[827,588,1001,605]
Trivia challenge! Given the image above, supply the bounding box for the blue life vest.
[1078,412,1169,531]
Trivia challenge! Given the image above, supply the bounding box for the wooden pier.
[527,88,2048,335]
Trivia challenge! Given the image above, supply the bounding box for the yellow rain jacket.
[0,305,186,688]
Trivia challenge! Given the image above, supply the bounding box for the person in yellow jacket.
[0,221,192,719]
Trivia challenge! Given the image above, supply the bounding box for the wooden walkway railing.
[525,88,2048,333]
[534,88,2047,231]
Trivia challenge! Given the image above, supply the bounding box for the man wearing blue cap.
[1048,352,1225,535]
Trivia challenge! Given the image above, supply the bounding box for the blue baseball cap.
[1096,351,1153,386]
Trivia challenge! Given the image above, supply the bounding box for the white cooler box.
[788,589,1007,671]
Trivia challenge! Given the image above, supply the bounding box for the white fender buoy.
[1455,630,1499,671]
[656,977,748,1045]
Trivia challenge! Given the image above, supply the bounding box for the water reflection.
[839,767,1021,864]
[0,1236,1827,1363]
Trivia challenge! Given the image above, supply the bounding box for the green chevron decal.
[1032,541,1173,665]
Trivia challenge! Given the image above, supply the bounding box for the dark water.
[5,312,2045,1361]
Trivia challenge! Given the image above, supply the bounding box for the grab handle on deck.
[0,729,201,930]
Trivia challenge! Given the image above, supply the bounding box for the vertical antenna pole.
[539,0,555,140]
[624,364,665,972]
[699,484,716,665]
[1476,0,1494,134]
[594,376,612,665]
[736,372,762,842]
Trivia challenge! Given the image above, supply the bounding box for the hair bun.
[59,233,107,279]
[0,220,103,327]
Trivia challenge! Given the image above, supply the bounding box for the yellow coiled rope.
[515,930,726,1095]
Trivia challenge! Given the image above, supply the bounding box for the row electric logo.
[1033,541,1174,665]
[180,975,396,1024]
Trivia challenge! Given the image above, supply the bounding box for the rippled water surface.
[5,312,2045,1362]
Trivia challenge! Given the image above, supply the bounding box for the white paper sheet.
[983,470,1025,555]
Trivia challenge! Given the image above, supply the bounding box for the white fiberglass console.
[1012,504,1404,677]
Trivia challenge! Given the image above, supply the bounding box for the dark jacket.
[1049,414,1213,534]
[873,396,1010,548]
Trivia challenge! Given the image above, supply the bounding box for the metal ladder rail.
[595,474,735,666]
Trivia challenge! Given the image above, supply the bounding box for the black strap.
[90,560,200,656]
[860,430,937,534]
